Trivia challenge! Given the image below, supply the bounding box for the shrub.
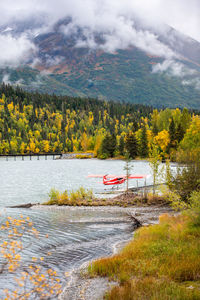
[47,188,60,205]
[170,161,200,202]
[44,187,94,206]
[76,154,92,159]
[188,191,200,227]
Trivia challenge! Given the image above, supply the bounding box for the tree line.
[0,84,199,161]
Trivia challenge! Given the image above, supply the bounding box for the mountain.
[1,18,200,108]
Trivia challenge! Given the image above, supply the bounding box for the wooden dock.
[99,183,167,195]
[0,153,62,161]
[129,183,166,192]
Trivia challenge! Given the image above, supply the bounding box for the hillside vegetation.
[0,84,199,161]
[2,47,200,108]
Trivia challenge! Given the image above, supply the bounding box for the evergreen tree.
[100,133,111,158]
[100,133,116,158]
[139,125,149,157]
[30,102,37,127]
[152,123,158,136]
[180,107,191,133]
[125,132,138,159]
[132,119,138,132]
[108,133,117,157]
[168,118,176,150]
[118,136,125,156]
[175,123,185,143]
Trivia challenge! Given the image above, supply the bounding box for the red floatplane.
[87,174,148,186]
[103,175,126,185]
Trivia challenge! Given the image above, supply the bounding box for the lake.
[0,158,163,295]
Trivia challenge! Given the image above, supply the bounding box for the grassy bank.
[88,211,200,299]
[43,187,95,206]
[43,187,168,207]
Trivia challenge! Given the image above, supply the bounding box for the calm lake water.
[0,158,166,295]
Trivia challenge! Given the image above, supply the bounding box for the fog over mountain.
[0,1,200,61]
[0,0,200,107]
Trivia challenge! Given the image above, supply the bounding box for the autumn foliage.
[0,215,62,299]
[0,84,197,160]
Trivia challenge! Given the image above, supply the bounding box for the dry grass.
[107,278,200,300]
[88,213,200,299]
[43,187,95,206]
[43,189,169,207]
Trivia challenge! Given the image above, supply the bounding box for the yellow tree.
[178,116,200,161]
[27,139,36,153]
[2,141,10,154]
[20,142,26,154]
[10,139,18,154]
[88,111,94,125]
[81,132,89,152]
[154,130,170,158]
[43,140,50,153]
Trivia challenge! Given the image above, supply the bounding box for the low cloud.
[182,78,200,90]
[44,55,65,67]
[152,59,200,90]
[1,73,24,86]
[62,17,176,58]
[152,59,197,77]
[2,73,11,84]
[0,0,199,70]
[0,33,36,68]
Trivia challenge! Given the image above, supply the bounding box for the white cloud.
[0,0,199,68]
[152,59,198,77]
[2,73,11,84]
[60,9,177,58]
[0,33,36,68]
[182,78,200,90]
[14,78,24,86]
[0,0,199,41]
[44,55,65,67]
[1,73,24,86]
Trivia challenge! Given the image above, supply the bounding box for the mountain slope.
[1,19,200,108]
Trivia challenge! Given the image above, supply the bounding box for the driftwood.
[127,212,143,228]
[7,203,39,208]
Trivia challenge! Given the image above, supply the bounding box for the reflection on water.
[0,159,153,295]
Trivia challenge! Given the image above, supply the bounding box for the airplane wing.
[87,174,149,178]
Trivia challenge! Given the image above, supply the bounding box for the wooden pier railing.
[0,153,63,161]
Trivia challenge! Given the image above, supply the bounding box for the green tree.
[170,161,200,202]
[118,136,125,156]
[139,124,149,158]
[175,123,185,143]
[99,133,110,158]
[180,107,191,133]
[152,123,159,136]
[168,118,176,149]
[124,153,133,192]
[125,132,138,159]
[100,133,116,158]
[109,133,117,157]
[149,145,161,197]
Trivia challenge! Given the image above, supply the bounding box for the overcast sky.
[0,0,199,74]
[0,0,199,41]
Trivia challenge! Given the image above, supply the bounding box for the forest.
[0,83,198,161]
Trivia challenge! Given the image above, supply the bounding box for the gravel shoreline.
[57,205,174,300]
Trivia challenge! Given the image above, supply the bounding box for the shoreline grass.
[88,212,200,299]
[43,187,95,206]
[43,187,168,207]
